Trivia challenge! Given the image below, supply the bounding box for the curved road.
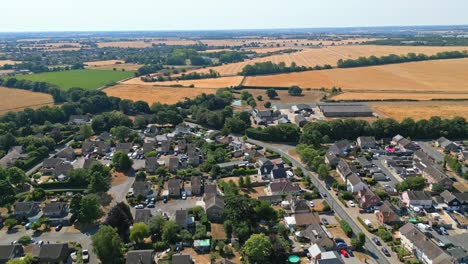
[247,139,396,264]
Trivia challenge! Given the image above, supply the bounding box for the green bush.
[340,220,353,237]
[18,235,32,245]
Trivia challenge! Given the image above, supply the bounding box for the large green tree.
[266,88,278,99]
[92,226,125,264]
[112,151,133,172]
[130,223,150,244]
[243,233,272,263]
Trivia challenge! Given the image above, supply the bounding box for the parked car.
[348,200,355,207]
[340,249,349,257]
[150,197,156,203]
[163,197,168,203]
[438,226,448,235]
[335,238,345,243]
[55,224,63,232]
[147,203,155,208]
[321,218,329,225]
[134,204,144,209]
[347,249,354,257]
[336,242,347,248]
[372,237,381,246]
[182,192,187,200]
[82,249,89,263]
[381,247,390,256]
[309,201,315,207]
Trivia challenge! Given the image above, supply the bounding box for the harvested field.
[245,47,301,53]
[84,60,142,71]
[244,58,468,92]
[0,60,21,66]
[104,84,217,105]
[199,37,376,47]
[370,101,468,121]
[0,87,54,115]
[188,45,468,76]
[123,76,243,89]
[332,92,468,101]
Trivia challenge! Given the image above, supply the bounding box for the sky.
[1,0,467,32]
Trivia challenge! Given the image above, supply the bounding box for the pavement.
[247,138,396,264]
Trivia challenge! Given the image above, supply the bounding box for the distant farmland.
[370,101,468,121]
[0,87,53,115]
[15,69,134,90]
[244,58,468,93]
[123,76,244,89]
[186,45,468,76]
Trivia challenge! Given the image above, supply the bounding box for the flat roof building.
[318,103,373,117]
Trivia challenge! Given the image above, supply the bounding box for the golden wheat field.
[244,58,468,92]
[104,84,217,105]
[0,60,21,66]
[370,101,468,121]
[0,87,54,114]
[187,45,468,76]
[199,38,376,47]
[332,92,468,101]
[123,76,244,89]
[97,39,198,48]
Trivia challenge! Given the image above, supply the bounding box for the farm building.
[317,103,373,117]
[291,104,313,114]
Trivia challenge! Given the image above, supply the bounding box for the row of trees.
[337,51,468,68]
[246,123,301,142]
[239,61,332,76]
[300,117,468,146]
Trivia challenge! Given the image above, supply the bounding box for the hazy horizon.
[1,0,467,32]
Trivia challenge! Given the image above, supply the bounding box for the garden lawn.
[15,69,134,90]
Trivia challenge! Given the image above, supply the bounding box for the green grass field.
[15,69,134,90]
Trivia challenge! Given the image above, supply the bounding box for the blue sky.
[1,0,467,32]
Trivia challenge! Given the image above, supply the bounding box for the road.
[247,139,396,264]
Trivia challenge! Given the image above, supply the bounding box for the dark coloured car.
[335,238,345,243]
[336,242,347,248]
[372,237,381,246]
[322,218,329,225]
[55,224,63,232]
[382,247,390,256]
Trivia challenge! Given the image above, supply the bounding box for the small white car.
[309,201,315,207]
[134,204,144,209]
[82,249,89,263]
[348,201,356,207]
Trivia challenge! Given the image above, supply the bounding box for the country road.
[247,139,397,264]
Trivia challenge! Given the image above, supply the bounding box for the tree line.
[239,61,332,76]
[337,51,468,68]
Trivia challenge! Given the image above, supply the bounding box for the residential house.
[32,243,70,264]
[144,125,159,137]
[68,115,90,125]
[175,209,194,230]
[317,251,344,264]
[191,176,202,196]
[95,141,111,156]
[145,157,159,174]
[0,244,24,263]
[252,109,280,125]
[295,212,320,228]
[257,158,275,177]
[440,190,468,212]
[41,158,63,175]
[204,184,217,200]
[167,156,180,172]
[42,202,68,218]
[357,136,377,149]
[160,139,171,153]
[290,198,311,214]
[187,144,202,166]
[168,179,182,198]
[346,174,366,193]
[436,137,459,152]
[0,146,29,168]
[324,151,339,168]
[132,181,152,198]
[294,114,308,127]
[446,247,468,264]
[142,143,155,154]
[217,160,245,170]
[54,163,73,178]
[401,191,432,209]
[301,220,335,251]
[270,165,287,180]
[171,254,193,264]
[268,179,301,196]
[244,148,263,160]
[125,250,155,264]
[422,166,454,190]
[204,195,224,223]
[357,157,373,169]
[377,201,400,226]
[291,104,313,114]
[13,202,40,218]
[357,188,381,209]
[399,223,454,264]
[57,146,75,161]
[116,143,133,154]
[336,159,358,181]
[193,239,210,253]
[134,209,152,224]
[174,124,190,136]
[97,131,112,141]
[397,138,419,152]
[328,140,352,157]
[177,139,187,153]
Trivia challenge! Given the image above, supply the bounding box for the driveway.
[109,175,135,206]
[372,157,402,187]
